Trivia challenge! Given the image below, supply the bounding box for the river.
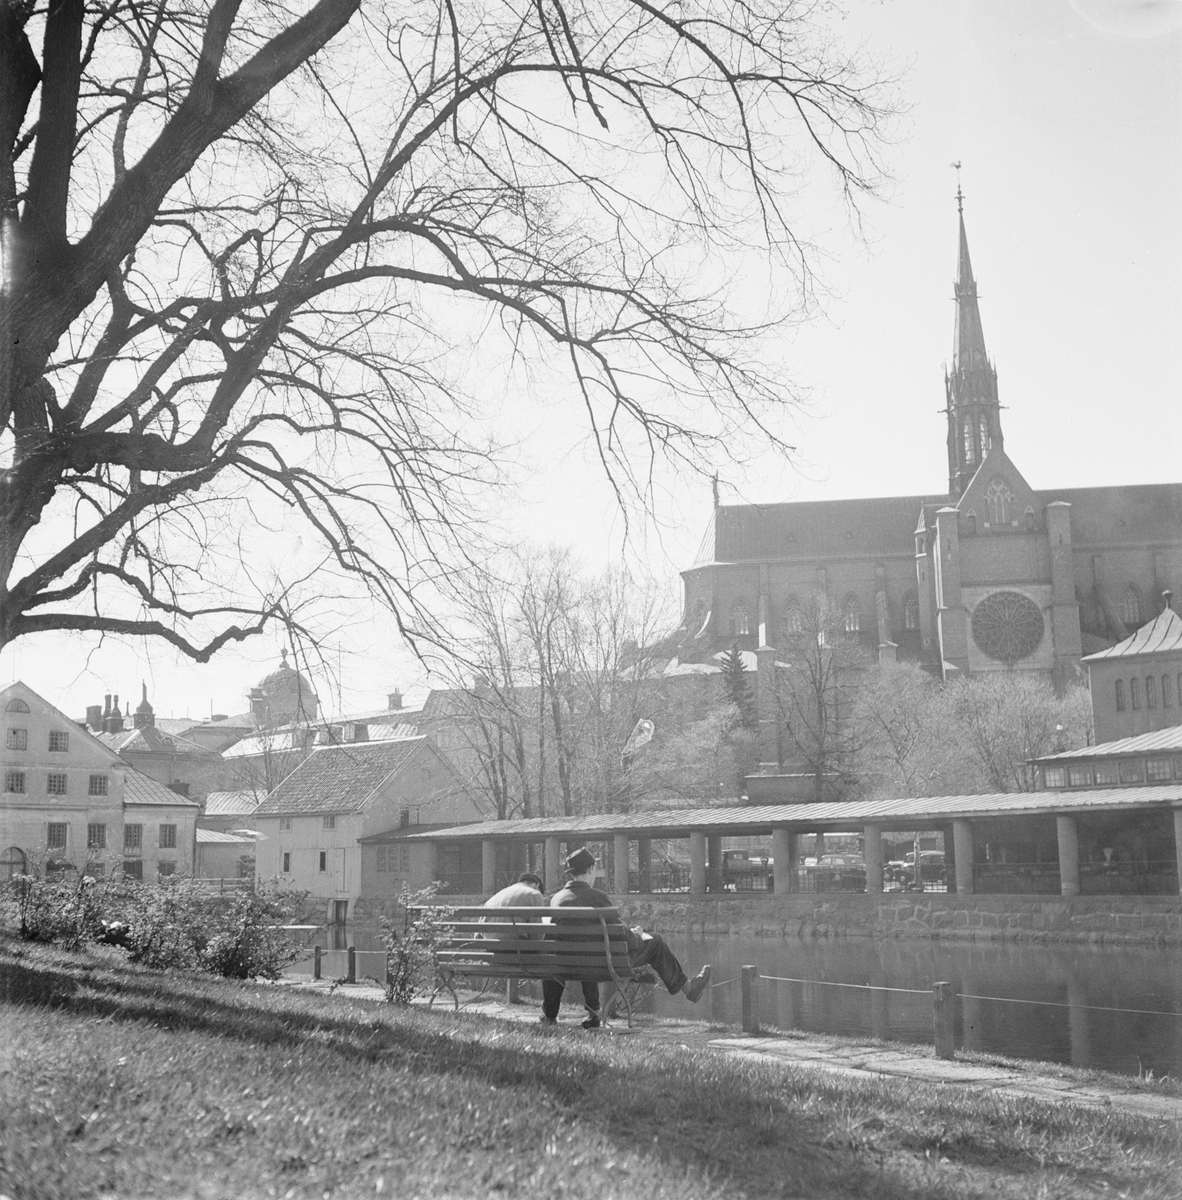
[289,927,1182,1079]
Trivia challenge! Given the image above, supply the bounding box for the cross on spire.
[951,160,964,213]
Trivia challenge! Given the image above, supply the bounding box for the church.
[677,200,1182,692]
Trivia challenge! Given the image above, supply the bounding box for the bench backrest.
[421,905,634,982]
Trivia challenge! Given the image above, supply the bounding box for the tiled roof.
[1037,726,1182,760]
[123,769,200,808]
[406,786,1182,841]
[1082,606,1182,661]
[253,736,428,816]
[203,791,261,816]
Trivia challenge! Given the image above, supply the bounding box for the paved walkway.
[282,977,1182,1123]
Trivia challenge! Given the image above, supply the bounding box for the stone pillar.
[637,838,652,893]
[1057,815,1081,897]
[935,507,968,677]
[952,820,974,896]
[481,838,497,895]
[772,828,795,895]
[863,823,883,894]
[544,836,561,893]
[1174,810,1182,896]
[813,831,825,861]
[707,834,724,892]
[613,833,630,895]
[690,833,707,895]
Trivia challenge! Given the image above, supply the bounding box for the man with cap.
[542,847,711,1028]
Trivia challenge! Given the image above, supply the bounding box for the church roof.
[952,208,990,375]
[1082,603,1182,661]
[692,494,947,565]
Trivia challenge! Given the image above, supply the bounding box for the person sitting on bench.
[484,872,547,909]
[541,848,711,1028]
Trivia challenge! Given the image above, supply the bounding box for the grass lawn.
[1,935,1180,1200]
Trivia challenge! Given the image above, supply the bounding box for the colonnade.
[469,808,1182,898]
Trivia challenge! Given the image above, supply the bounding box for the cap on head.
[565,847,596,875]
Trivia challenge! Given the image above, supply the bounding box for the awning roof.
[407,786,1182,841]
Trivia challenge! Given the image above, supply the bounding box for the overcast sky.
[4,0,1180,724]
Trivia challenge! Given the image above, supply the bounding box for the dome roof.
[256,649,318,721]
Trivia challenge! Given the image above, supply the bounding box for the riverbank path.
[282,977,1182,1123]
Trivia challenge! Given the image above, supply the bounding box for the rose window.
[971,591,1044,662]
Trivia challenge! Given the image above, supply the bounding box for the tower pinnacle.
[944,187,1002,497]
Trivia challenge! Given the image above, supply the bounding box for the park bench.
[417,905,656,1028]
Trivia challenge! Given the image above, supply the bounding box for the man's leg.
[580,981,601,1027]
[541,978,564,1022]
[630,931,711,1001]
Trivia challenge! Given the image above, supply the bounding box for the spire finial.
[951,161,964,213]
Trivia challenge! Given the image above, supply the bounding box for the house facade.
[1,681,199,881]
[252,735,485,921]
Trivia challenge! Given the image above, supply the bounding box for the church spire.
[945,173,1002,496]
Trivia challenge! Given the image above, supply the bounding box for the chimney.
[387,690,403,710]
[86,705,102,729]
[249,687,267,720]
[1164,590,1174,613]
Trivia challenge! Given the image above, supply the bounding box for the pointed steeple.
[944,178,1002,496]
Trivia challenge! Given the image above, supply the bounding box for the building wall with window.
[1,681,126,879]
[1083,604,1182,743]
[122,769,200,880]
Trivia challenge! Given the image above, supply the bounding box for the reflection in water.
[288,926,1182,1078]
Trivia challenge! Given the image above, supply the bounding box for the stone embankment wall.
[616,894,1182,946]
[355,893,1182,944]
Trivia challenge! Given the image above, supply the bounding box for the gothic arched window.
[903,593,920,631]
[963,419,974,464]
[842,594,861,634]
[964,510,977,535]
[1146,675,1158,709]
[1163,674,1173,708]
[978,415,990,456]
[1131,677,1142,710]
[985,477,1012,526]
[1121,586,1142,626]
[782,597,802,636]
[732,601,750,637]
[1115,680,1126,712]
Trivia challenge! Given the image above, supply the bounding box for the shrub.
[3,858,114,948]
[383,883,452,1006]
[196,881,307,980]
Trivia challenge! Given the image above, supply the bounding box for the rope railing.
[757,973,929,996]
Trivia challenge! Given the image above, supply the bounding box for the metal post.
[347,945,356,984]
[932,981,954,1059]
[507,977,519,1004]
[313,945,322,980]
[741,965,760,1034]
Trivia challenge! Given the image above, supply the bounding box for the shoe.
[581,1014,602,1030]
[539,1015,557,1025]
[683,965,711,1003]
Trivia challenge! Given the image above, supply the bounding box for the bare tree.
[949,674,1092,794]
[1,0,890,660]
[772,592,869,801]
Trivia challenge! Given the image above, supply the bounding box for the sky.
[4,0,1180,724]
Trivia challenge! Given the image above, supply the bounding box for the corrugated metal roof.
[203,791,261,816]
[407,786,1182,841]
[123,769,200,808]
[1083,606,1182,661]
[1038,726,1182,760]
[253,737,428,816]
[196,829,254,844]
